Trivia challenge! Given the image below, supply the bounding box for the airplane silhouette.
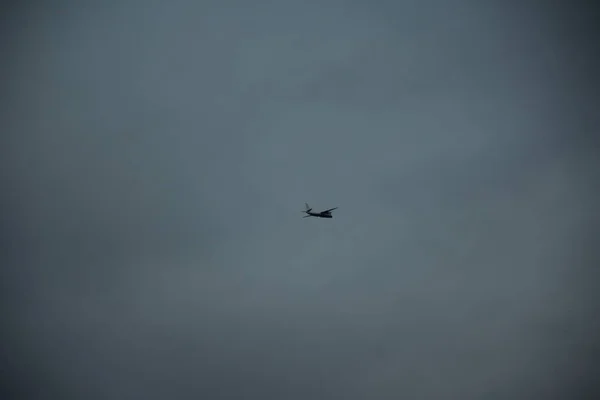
[302,203,338,219]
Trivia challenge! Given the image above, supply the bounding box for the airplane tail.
[305,203,312,212]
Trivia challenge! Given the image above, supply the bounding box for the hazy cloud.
[2,1,598,399]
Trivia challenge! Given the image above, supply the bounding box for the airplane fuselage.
[307,212,333,218]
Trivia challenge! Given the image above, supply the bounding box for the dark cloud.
[2,1,599,399]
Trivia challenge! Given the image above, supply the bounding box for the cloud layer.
[2,1,598,399]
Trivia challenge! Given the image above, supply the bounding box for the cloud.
[2,1,598,399]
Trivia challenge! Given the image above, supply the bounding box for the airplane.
[302,203,338,219]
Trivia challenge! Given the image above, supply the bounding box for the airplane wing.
[322,207,338,213]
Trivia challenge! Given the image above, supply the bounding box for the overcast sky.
[2,1,599,399]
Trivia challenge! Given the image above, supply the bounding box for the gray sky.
[2,1,599,399]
